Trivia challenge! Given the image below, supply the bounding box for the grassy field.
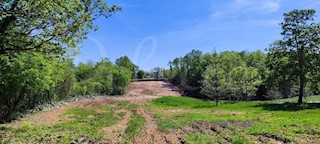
[0,96,319,144]
[0,100,143,143]
[148,96,320,144]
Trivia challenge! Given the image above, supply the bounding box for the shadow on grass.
[192,105,217,109]
[256,102,320,111]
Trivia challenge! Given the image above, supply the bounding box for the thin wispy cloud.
[78,0,320,69]
[213,0,282,18]
[259,0,281,12]
[302,1,320,9]
[160,0,282,42]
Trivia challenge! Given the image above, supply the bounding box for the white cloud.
[210,12,222,18]
[160,19,280,42]
[302,1,320,9]
[259,0,281,12]
[157,0,282,44]
[215,0,282,16]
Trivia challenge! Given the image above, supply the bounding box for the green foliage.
[0,0,120,55]
[267,9,320,104]
[0,0,122,122]
[115,56,138,79]
[137,70,145,79]
[230,66,262,100]
[0,55,134,122]
[112,66,131,95]
[201,64,229,104]
[74,58,133,96]
[0,52,54,121]
[167,10,320,103]
[168,50,264,101]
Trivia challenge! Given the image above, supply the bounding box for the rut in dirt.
[133,108,184,144]
[125,81,184,144]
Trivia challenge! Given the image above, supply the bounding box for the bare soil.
[127,81,182,96]
[133,107,183,144]
[6,81,183,144]
[102,110,132,143]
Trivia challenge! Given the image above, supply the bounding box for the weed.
[124,111,145,141]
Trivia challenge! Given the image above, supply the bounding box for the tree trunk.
[214,95,219,106]
[215,98,219,106]
[298,46,305,104]
[298,75,305,104]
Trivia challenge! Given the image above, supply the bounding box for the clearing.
[1,81,320,144]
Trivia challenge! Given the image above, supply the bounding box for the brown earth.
[133,107,183,144]
[102,110,132,143]
[5,81,183,144]
[127,81,182,96]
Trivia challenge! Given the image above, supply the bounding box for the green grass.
[0,101,134,143]
[11,109,120,143]
[149,96,320,144]
[124,111,145,141]
[149,96,218,109]
[1,96,320,143]
[272,95,320,103]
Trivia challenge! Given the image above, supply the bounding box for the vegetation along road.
[0,81,319,144]
[1,1,320,144]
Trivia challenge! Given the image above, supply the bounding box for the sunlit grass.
[150,96,320,144]
[0,101,132,143]
[124,111,145,141]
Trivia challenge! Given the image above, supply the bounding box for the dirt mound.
[127,81,182,96]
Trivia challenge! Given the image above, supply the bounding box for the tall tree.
[0,0,120,55]
[230,66,262,101]
[201,64,228,105]
[137,70,145,79]
[268,9,320,104]
[115,56,137,78]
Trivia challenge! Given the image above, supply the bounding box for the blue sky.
[75,0,320,70]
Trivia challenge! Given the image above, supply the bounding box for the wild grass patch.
[124,111,145,141]
[150,96,320,143]
[0,101,134,143]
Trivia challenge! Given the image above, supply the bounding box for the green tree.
[230,66,262,101]
[112,66,131,95]
[268,9,320,104]
[0,52,54,121]
[0,0,120,55]
[75,61,95,81]
[93,59,114,95]
[153,67,164,80]
[201,64,228,106]
[137,70,145,79]
[267,42,295,98]
[115,56,137,78]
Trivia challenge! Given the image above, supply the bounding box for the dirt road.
[7,81,183,143]
[126,81,183,143]
[127,81,182,96]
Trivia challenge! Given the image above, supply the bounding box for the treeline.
[0,0,122,122]
[166,50,268,101]
[166,9,320,104]
[0,54,135,122]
